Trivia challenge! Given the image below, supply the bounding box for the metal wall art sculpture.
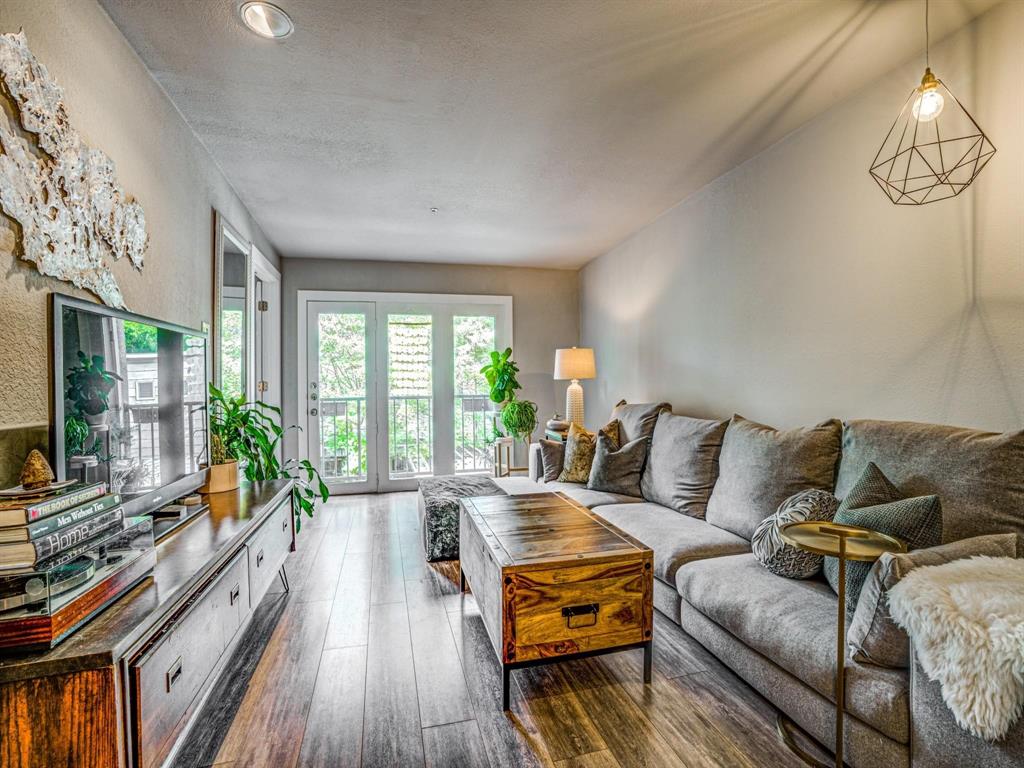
[0,31,147,308]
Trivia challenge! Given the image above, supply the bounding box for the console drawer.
[247,498,292,607]
[131,594,220,768]
[214,550,250,647]
[130,549,247,768]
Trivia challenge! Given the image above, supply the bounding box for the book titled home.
[0,507,124,569]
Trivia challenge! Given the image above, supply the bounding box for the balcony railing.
[318,396,367,481]
[455,394,496,473]
[316,394,496,482]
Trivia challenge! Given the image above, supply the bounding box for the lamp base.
[565,380,585,427]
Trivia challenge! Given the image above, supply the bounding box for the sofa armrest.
[528,442,543,482]
[910,639,1024,767]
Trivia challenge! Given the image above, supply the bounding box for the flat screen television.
[50,293,209,520]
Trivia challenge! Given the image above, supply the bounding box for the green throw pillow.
[557,420,619,484]
[824,462,942,616]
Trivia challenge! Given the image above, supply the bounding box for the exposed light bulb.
[911,68,944,122]
[913,89,944,122]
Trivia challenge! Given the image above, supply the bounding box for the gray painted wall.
[0,0,279,457]
[280,258,579,460]
[580,1,1023,433]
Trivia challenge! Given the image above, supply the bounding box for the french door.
[302,293,511,494]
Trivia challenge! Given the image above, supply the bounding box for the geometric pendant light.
[869,0,995,205]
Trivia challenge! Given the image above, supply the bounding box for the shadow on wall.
[670,1,880,194]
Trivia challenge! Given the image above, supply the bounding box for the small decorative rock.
[20,449,55,490]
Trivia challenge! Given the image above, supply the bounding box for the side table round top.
[780,520,906,562]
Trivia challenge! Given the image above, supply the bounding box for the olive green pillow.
[557,420,618,483]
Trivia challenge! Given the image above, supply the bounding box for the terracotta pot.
[199,460,239,494]
[84,411,108,427]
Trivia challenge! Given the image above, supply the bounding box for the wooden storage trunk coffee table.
[459,492,654,709]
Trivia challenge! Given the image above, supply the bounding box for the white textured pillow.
[752,489,839,578]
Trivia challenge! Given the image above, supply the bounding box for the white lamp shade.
[554,347,596,380]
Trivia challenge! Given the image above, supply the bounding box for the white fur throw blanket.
[888,556,1024,741]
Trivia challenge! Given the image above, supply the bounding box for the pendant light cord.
[925,0,930,68]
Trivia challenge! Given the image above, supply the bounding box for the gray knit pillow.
[824,463,943,616]
[752,489,839,578]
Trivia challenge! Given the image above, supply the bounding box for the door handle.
[230,584,240,606]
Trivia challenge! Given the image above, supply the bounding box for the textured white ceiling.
[98,0,998,267]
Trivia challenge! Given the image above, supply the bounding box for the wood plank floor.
[172,492,813,768]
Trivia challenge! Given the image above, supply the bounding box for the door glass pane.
[387,314,433,479]
[454,315,497,473]
[317,312,368,483]
[220,302,244,399]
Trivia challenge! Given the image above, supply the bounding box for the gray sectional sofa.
[490,405,1024,768]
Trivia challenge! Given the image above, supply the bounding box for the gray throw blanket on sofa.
[418,475,506,561]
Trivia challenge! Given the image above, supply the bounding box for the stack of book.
[0,482,123,572]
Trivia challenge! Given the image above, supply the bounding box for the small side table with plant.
[480,348,538,476]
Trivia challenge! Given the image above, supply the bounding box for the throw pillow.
[704,415,842,541]
[640,412,728,518]
[751,489,839,578]
[824,463,943,616]
[557,420,618,483]
[848,533,1021,668]
[837,461,902,514]
[538,439,565,482]
[610,400,671,446]
[588,433,648,497]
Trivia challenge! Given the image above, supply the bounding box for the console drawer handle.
[282,517,288,532]
[230,584,240,606]
[562,603,599,629]
[166,657,183,692]
[257,549,264,568]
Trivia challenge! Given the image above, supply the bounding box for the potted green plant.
[66,351,122,426]
[480,347,538,442]
[204,383,329,529]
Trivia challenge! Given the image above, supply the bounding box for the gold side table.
[777,521,906,767]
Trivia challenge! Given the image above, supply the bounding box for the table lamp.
[554,347,596,427]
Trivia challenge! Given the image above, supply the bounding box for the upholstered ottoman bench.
[417,475,507,561]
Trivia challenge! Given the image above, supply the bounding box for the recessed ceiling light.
[241,2,294,39]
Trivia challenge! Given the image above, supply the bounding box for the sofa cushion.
[835,420,1024,543]
[610,400,671,446]
[594,502,749,584]
[492,476,549,495]
[676,553,910,742]
[640,412,728,518]
[588,433,647,497]
[705,415,842,541]
[544,482,643,509]
[538,439,565,482]
[849,533,1021,669]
